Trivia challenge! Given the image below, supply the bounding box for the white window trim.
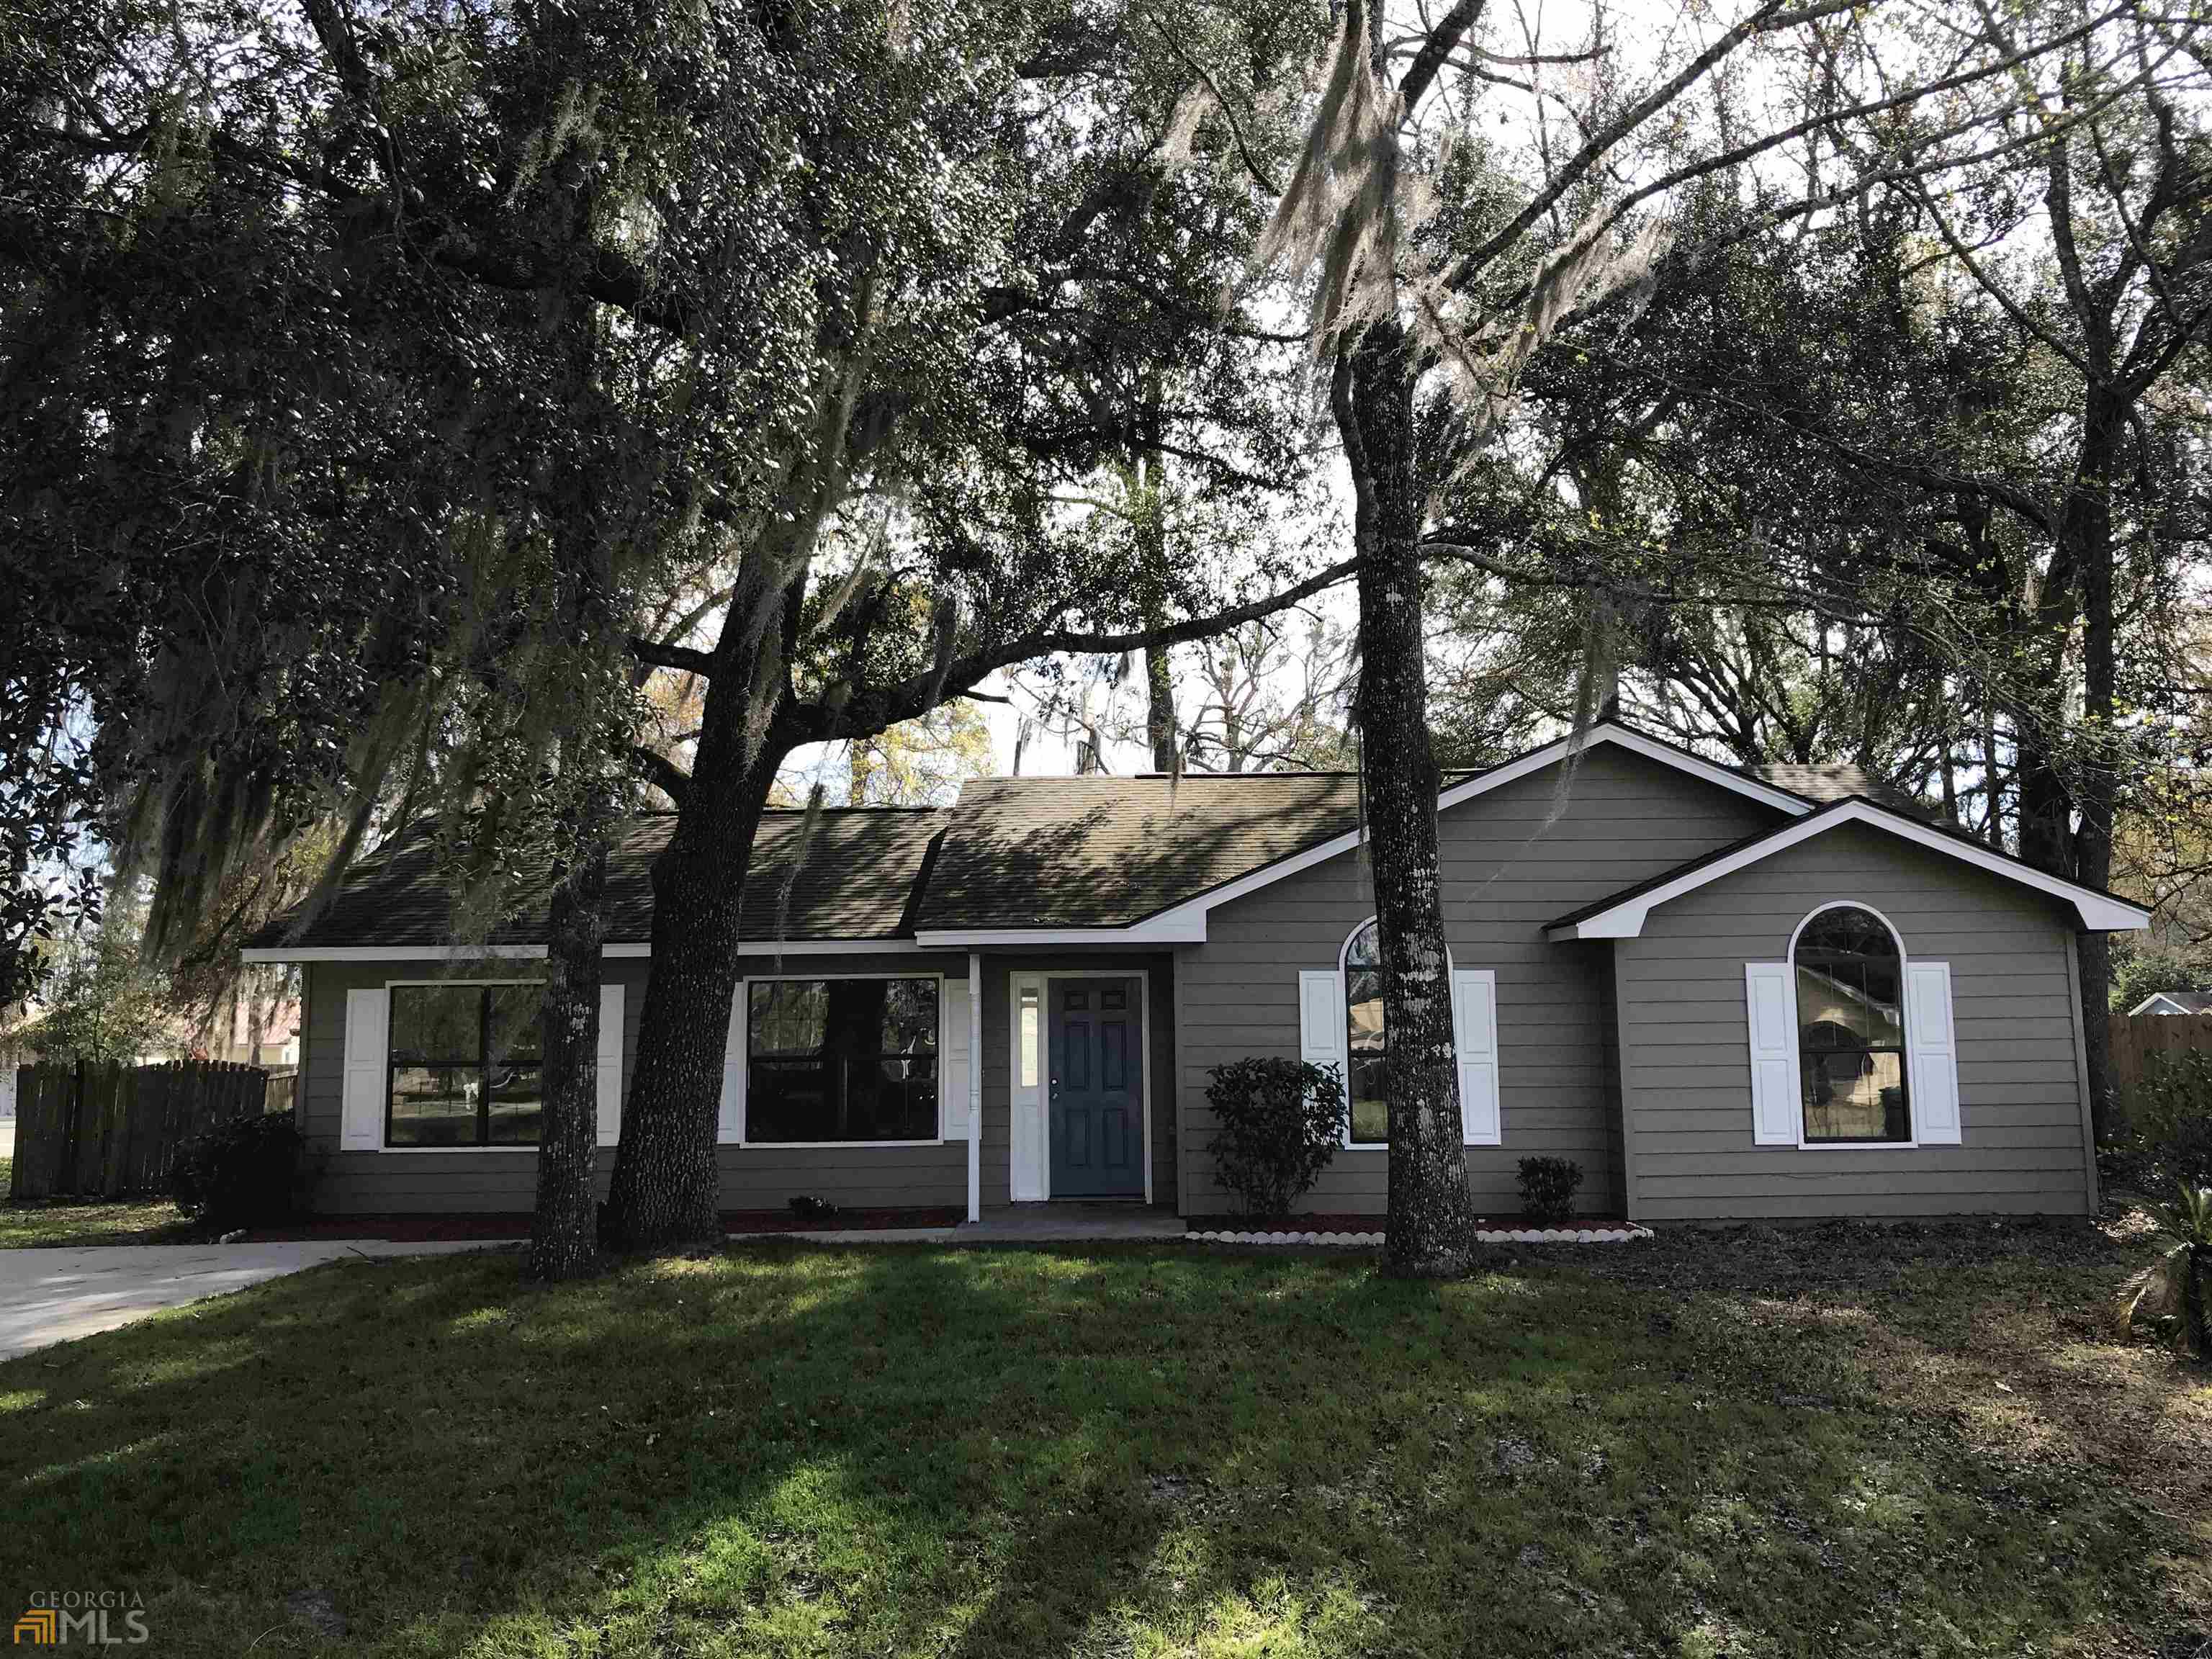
[1004,968,1155,1205]
[1783,903,1920,1152]
[378,977,548,1153]
[733,971,949,1149]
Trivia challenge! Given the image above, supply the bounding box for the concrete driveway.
[0,1240,506,1361]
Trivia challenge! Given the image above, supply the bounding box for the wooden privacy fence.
[264,1066,300,1118]
[9,1061,274,1201]
[2108,1012,2212,1098]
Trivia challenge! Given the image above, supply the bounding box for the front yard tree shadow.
[1,1224,2204,1656]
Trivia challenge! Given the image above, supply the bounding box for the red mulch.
[1183,1213,1630,1233]
[248,1207,963,1243]
[723,1207,963,1233]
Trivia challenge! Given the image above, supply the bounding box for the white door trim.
[1006,968,1154,1205]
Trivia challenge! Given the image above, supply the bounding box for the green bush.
[1204,1057,1344,1219]
[170,1111,309,1232]
[2115,1050,2212,1190]
[1516,1156,1583,1226]
[2112,1183,2212,1357]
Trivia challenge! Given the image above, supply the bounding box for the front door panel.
[1048,979,1144,1197]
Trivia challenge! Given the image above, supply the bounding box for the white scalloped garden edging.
[1184,1225,1654,1247]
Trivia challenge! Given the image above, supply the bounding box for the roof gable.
[914,722,1813,943]
[1545,797,2149,938]
[2127,990,2212,1015]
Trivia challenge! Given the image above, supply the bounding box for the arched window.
[1343,920,1388,1145]
[1792,904,1910,1143]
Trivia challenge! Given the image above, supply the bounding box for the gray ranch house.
[244,719,2149,1227]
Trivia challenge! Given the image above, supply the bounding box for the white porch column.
[967,950,983,1223]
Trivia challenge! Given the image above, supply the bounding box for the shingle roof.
[1750,762,1929,817]
[249,808,943,949]
[2132,989,2212,1015]
[913,773,1378,930]
[246,724,1959,951]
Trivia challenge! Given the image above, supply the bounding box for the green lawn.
[4,1224,2206,1657]
[0,1157,196,1248]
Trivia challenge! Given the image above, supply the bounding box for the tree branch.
[786,557,1365,742]
[627,635,716,677]
[1142,9,1282,195]
[1398,0,1487,109]
[630,747,693,808]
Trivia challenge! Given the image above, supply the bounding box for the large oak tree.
[1244,0,2141,1273]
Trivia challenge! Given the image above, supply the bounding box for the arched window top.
[1343,917,1381,971]
[1790,901,1905,965]
[1790,902,1910,1144]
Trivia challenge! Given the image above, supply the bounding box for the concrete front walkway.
[0,1241,505,1361]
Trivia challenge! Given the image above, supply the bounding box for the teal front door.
[1048,978,1145,1197]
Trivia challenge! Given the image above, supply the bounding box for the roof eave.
[914,917,1209,948]
[243,936,927,963]
[1545,799,2153,940]
[982,721,1809,944]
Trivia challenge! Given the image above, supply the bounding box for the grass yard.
[3,1223,2206,1657]
[0,1157,196,1248]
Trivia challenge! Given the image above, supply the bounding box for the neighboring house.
[205,995,302,1068]
[2125,990,2212,1016]
[243,719,2149,1226]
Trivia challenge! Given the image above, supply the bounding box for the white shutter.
[1450,968,1501,1145]
[1298,970,1341,1066]
[940,977,971,1141]
[1743,963,1802,1146]
[1299,968,1345,1138]
[1298,967,1342,1123]
[595,984,624,1147]
[1905,960,1961,1145]
[718,987,745,1143]
[340,986,390,1151]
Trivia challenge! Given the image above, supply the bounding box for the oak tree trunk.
[603,660,783,1249]
[529,832,608,1280]
[1146,646,1177,773]
[523,124,621,1277]
[1334,324,1478,1278]
[2012,389,2124,1141]
[2068,390,2124,1142]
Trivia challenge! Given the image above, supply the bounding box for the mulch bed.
[1183,1212,1629,1233]
[249,1207,963,1243]
[721,1207,963,1233]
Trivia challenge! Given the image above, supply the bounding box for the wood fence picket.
[2108,1011,2212,1097]
[6,1059,278,1199]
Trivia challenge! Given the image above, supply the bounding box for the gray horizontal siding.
[303,951,971,1215]
[1612,820,2095,1222]
[1176,745,1784,1218]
